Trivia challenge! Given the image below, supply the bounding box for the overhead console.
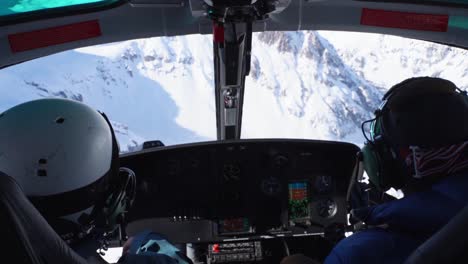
[121,139,359,244]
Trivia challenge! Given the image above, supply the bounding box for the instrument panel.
[120,139,359,243]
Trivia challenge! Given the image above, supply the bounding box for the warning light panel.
[218,217,253,235]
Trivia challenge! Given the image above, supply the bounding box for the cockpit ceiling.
[1,0,468,69]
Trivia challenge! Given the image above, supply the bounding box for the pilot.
[324,77,468,263]
[0,98,189,264]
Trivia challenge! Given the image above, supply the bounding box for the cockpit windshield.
[1,31,466,153]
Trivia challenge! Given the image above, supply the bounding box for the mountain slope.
[320,31,468,89]
[243,31,382,143]
[0,31,466,151]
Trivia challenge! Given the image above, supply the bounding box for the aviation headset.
[84,112,137,231]
[361,77,468,191]
[37,111,137,241]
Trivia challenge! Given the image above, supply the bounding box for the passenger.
[0,98,189,264]
[325,77,468,263]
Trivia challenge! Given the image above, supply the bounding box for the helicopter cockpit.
[1,0,468,263]
[122,139,359,263]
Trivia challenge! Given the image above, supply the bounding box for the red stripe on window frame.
[213,22,225,43]
[8,20,102,53]
[361,8,449,32]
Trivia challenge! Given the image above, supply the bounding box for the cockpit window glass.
[0,31,466,153]
[0,0,120,17]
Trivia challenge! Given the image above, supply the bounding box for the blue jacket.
[325,171,468,264]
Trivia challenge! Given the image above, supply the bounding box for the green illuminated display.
[288,182,310,221]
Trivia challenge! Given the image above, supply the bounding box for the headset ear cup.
[362,143,384,189]
[122,167,136,210]
[363,140,408,191]
[97,168,136,229]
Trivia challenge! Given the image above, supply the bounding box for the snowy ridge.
[0,31,466,151]
[244,31,382,143]
[320,31,468,90]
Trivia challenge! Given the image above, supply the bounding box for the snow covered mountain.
[0,30,466,152]
[320,31,468,89]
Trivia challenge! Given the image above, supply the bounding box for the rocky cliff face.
[0,30,466,151]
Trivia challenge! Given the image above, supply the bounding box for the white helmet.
[0,98,135,241]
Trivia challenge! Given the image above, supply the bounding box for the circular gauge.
[261,178,282,196]
[316,198,338,218]
[223,163,241,181]
[315,175,333,194]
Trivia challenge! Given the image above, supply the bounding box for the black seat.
[0,172,90,264]
[404,203,468,264]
